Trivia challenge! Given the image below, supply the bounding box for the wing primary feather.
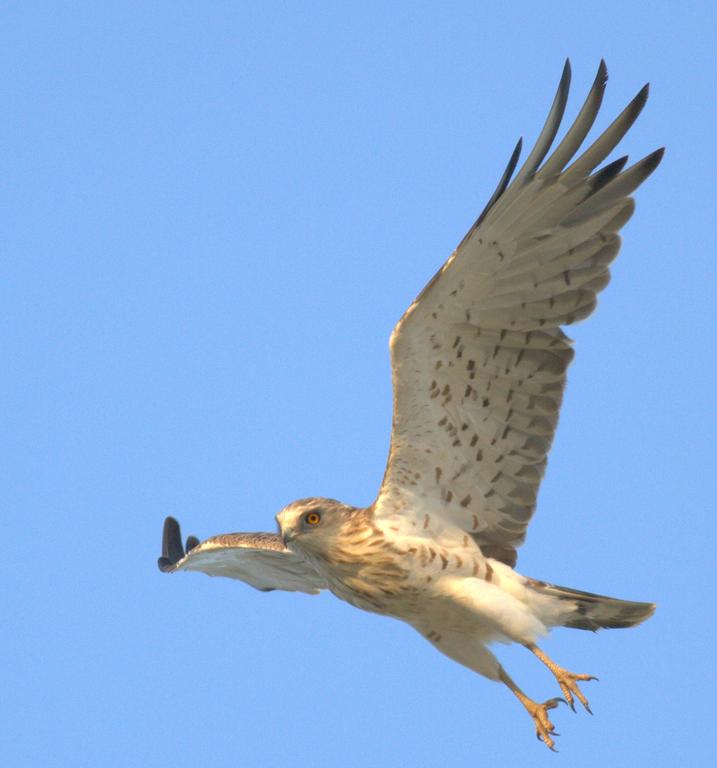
[478,61,572,228]
[588,155,629,192]
[158,517,201,571]
[538,59,608,179]
[561,83,650,184]
[161,516,185,568]
[512,58,572,185]
[567,147,664,222]
[465,137,523,239]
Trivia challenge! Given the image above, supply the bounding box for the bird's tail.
[526,578,655,631]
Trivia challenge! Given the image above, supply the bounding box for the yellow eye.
[304,511,321,526]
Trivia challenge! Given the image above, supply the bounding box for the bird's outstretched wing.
[157,516,327,594]
[374,60,663,566]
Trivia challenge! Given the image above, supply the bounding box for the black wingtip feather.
[633,83,650,112]
[514,61,571,183]
[514,137,524,159]
[159,516,185,572]
[597,58,608,85]
[590,155,629,191]
[536,59,610,181]
[467,136,523,236]
[644,146,665,173]
[559,59,571,91]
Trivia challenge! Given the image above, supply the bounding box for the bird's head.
[276,497,359,558]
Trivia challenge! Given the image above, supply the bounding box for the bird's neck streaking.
[297,507,413,613]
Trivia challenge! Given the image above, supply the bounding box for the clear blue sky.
[2,2,714,766]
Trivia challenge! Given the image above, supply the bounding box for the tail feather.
[527,579,655,631]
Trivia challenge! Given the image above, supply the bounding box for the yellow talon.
[499,667,565,751]
[527,644,597,714]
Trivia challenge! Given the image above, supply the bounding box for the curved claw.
[533,699,564,750]
[555,672,597,714]
[536,732,560,750]
[527,645,600,716]
[499,666,564,750]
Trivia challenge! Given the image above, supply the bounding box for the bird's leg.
[498,666,563,751]
[525,644,597,713]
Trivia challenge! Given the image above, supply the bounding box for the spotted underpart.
[277,500,503,620]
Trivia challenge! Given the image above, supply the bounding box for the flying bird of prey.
[158,60,661,749]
